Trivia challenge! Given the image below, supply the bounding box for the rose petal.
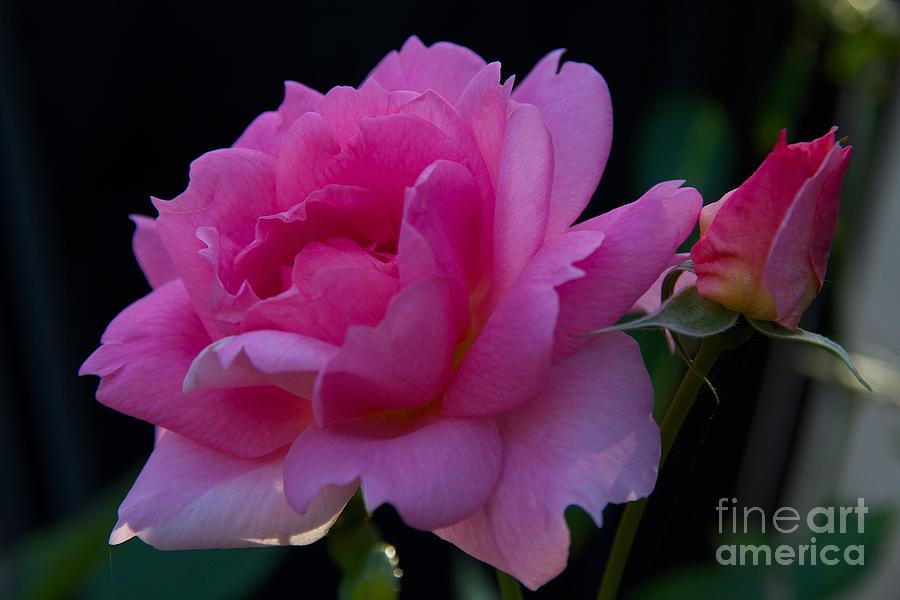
[513,49,614,237]
[397,90,496,260]
[284,414,501,530]
[555,181,702,358]
[234,81,323,156]
[233,185,396,298]
[111,430,354,549]
[809,143,851,283]
[490,102,554,300]
[763,141,848,328]
[398,89,494,205]
[80,280,309,458]
[437,334,659,590]
[152,148,278,337]
[366,36,487,104]
[314,276,468,427]
[691,131,813,320]
[398,160,483,287]
[243,268,400,344]
[317,81,395,149]
[444,230,604,418]
[130,215,177,288]
[276,111,468,213]
[455,62,513,187]
[184,330,338,398]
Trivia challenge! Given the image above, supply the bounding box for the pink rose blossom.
[691,129,851,329]
[81,36,701,589]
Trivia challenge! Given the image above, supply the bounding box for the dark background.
[1,0,896,598]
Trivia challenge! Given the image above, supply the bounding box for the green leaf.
[327,494,400,600]
[747,318,872,391]
[590,287,739,339]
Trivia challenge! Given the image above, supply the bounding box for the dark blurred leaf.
[754,38,817,153]
[83,542,286,600]
[451,553,498,600]
[328,493,400,600]
[630,564,766,600]
[632,90,737,238]
[565,505,597,558]
[825,28,900,86]
[791,511,891,599]
[10,483,122,600]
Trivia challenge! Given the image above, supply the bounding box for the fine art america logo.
[715,498,869,566]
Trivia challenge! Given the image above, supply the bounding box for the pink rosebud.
[80,37,702,589]
[691,129,851,329]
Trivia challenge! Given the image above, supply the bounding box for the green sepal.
[747,318,872,391]
[660,259,694,302]
[590,286,739,338]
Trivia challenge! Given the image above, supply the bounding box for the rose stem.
[596,337,725,600]
[497,569,524,599]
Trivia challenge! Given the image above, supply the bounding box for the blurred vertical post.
[0,1,93,542]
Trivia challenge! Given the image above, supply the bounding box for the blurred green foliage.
[632,510,892,600]
[11,481,121,600]
[84,543,286,600]
[9,474,288,600]
[495,570,523,600]
[452,553,499,600]
[327,493,400,600]
[632,90,738,221]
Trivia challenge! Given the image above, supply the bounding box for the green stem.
[658,339,723,460]
[497,570,524,599]
[596,338,724,600]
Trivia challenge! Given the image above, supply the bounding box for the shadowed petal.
[314,276,468,427]
[437,334,659,590]
[444,230,603,418]
[152,148,278,337]
[556,181,701,358]
[284,414,501,530]
[80,280,309,458]
[629,253,695,315]
[398,160,483,287]
[130,215,177,288]
[184,330,338,398]
[276,111,468,213]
